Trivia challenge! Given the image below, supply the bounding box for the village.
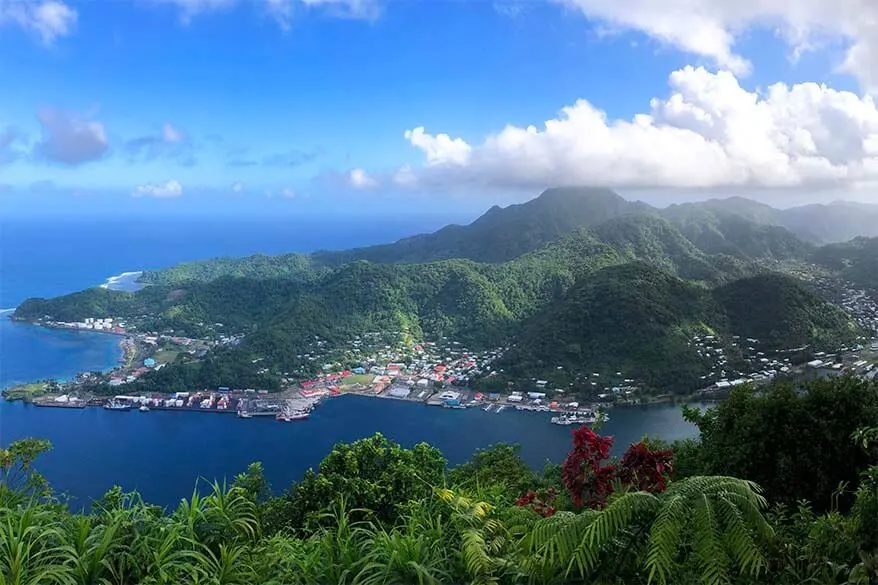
[15,322,610,426]
[14,268,878,423]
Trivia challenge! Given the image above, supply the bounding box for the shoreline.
[1,317,131,393]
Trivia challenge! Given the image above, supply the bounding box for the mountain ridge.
[138,187,878,289]
[13,193,864,394]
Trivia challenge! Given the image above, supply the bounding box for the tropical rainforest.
[2,376,877,584]
[11,188,872,392]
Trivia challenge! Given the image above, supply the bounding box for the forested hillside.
[813,236,878,291]
[138,188,876,288]
[498,265,860,391]
[15,194,864,394]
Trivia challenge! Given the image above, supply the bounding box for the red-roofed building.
[434,365,447,374]
[341,370,352,377]
[301,380,318,389]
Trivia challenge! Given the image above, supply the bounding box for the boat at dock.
[104,400,133,411]
[237,411,253,419]
[483,404,494,412]
[550,411,604,426]
[139,405,150,412]
[276,405,310,421]
[276,411,309,421]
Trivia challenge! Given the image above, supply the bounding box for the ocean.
[0,215,702,508]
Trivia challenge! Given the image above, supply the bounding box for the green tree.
[684,376,878,508]
[269,433,446,533]
[448,444,537,495]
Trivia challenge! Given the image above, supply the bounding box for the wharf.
[33,401,86,409]
[150,406,237,414]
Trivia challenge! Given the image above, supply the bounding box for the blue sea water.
[0,215,702,507]
[0,216,462,307]
[0,396,701,509]
[0,319,124,388]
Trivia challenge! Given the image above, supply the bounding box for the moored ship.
[104,399,133,411]
[550,410,604,426]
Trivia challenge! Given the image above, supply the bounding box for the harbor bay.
[0,393,700,509]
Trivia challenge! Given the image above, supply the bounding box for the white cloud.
[162,122,184,143]
[149,0,236,23]
[231,181,245,193]
[152,0,379,28]
[349,168,377,189]
[0,0,77,44]
[281,187,296,198]
[388,66,878,192]
[555,0,878,92]
[298,0,380,19]
[36,108,108,165]
[133,180,184,198]
[404,127,472,166]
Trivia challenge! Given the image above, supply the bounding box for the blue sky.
[1,0,877,217]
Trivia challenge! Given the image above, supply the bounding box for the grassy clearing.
[3,382,49,401]
[340,374,375,386]
[154,349,180,365]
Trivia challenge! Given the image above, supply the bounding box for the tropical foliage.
[3,377,878,584]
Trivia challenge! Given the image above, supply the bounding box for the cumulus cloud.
[0,0,77,44]
[349,168,378,189]
[133,180,184,198]
[386,66,878,192]
[555,0,878,92]
[35,108,108,165]
[231,181,245,193]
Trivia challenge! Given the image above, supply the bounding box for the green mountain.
[16,210,860,394]
[502,265,861,391]
[312,186,650,265]
[813,236,878,291]
[714,272,861,349]
[500,262,724,391]
[778,201,878,244]
[139,188,817,289]
[138,187,649,286]
[659,199,812,260]
[15,187,867,395]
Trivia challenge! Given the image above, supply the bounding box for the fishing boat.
[139,405,150,412]
[237,411,253,419]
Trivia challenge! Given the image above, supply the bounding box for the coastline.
[2,266,145,392]
[99,270,144,292]
[1,316,129,393]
